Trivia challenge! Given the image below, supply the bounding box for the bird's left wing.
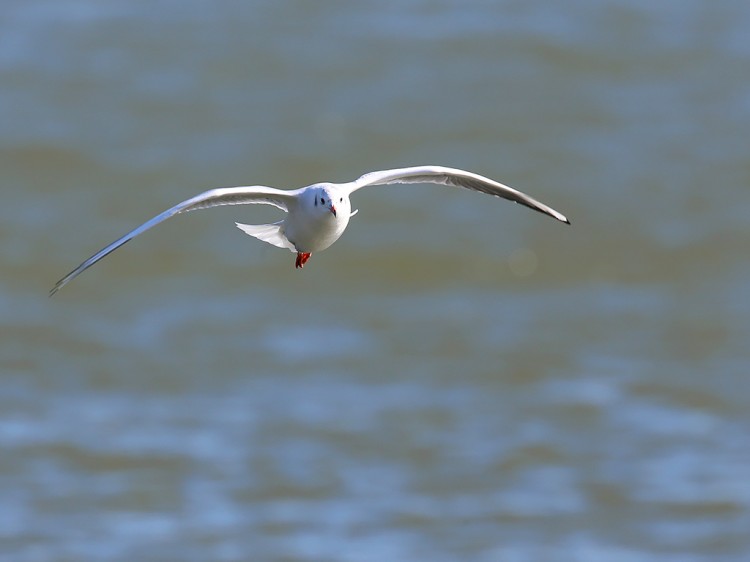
[50,185,299,296]
[341,165,569,224]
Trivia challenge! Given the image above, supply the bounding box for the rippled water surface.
[3,1,750,560]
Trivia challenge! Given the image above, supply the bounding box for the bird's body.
[282,183,353,254]
[50,165,569,295]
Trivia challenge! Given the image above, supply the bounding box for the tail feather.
[235,221,296,252]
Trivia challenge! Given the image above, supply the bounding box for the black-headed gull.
[50,165,569,295]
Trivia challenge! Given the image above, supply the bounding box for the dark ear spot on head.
[314,196,318,207]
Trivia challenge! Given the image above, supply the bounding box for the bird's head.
[308,185,350,220]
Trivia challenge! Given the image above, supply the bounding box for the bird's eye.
[340,197,343,202]
[321,197,325,204]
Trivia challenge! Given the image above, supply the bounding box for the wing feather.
[342,165,569,224]
[50,185,298,295]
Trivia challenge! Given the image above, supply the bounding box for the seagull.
[50,165,569,295]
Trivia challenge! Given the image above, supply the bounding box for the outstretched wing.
[342,165,569,224]
[50,185,299,296]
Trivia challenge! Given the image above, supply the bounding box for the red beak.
[329,205,337,217]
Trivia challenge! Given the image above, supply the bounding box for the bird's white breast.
[284,207,350,253]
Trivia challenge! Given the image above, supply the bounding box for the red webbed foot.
[295,252,312,269]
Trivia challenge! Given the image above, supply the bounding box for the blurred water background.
[2,1,750,560]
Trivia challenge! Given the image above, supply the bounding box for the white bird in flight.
[50,165,569,295]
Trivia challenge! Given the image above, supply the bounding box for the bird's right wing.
[50,185,299,296]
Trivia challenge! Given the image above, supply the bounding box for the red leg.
[295,252,312,269]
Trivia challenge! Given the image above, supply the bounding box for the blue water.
[2,1,750,560]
